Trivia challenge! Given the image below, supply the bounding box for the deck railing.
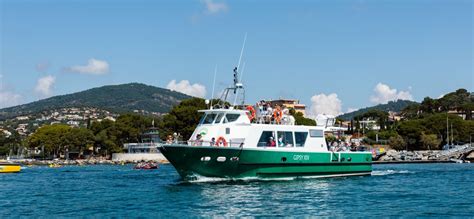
[165,140,244,148]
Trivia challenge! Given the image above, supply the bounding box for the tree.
[289,110,316,126]
[62,128,95,155]
[27,124,71,158]
[159,98,208,140]
[420,133,440,150]
[389,135,406,151]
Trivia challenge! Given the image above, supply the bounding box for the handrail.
[165,140,244,148]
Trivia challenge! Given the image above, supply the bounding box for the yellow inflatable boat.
[0,163,21,173]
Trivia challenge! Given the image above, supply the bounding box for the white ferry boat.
[159,67,372,180]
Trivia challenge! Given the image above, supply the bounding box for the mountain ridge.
[0,83,192,119]
[337,99,419,121]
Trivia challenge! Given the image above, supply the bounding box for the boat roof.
[198,109,247,113]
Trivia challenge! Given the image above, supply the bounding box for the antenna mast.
[210,64,217,109]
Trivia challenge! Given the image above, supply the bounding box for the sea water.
[1,163,472,217]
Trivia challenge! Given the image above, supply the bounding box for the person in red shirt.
[267,137,276,147]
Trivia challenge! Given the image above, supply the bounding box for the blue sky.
[0,0,472,115]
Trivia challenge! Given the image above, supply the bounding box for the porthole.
[217,156,226,162]
[200,156,211,162]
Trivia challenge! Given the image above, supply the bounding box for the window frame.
[257,131,276,147]
[223,113,240,124]
[202,113,217,125]
[294,131,308,147]
[309,129,324,138]
[277,131,295,147]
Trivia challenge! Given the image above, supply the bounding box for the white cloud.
[35,75,56,98]
[309,93,342,117]
[370,83,413,104]
[202,0,228,14]
[66,58,109,75]
[0,90,22,108]
[166,80,207,98]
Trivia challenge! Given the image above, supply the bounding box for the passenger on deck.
[267,137,276,147]
[210,137,216,146]
[194,134,203,146]
[266,104,273,124]
[166,135,174,144]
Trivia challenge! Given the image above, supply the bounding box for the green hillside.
[0,83,192,119]
[338,99,418,121]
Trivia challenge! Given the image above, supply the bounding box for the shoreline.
[5,159,469,167]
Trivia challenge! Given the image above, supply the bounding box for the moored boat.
[159,67,372,180]
[0,163,21,173]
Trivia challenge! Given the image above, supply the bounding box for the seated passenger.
[267,137,276,147]
[278,137,284,147]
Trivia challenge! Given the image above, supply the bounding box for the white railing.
[166,140,244,148]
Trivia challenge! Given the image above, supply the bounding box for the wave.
[371,170,412,176]
[184,174,296,183]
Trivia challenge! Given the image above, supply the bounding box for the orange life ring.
[246,105,256,121]
[273,109,282,123]
[216,136,228,147]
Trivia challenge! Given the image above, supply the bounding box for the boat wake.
[371,170,412,176]
[183,174,296,183]
[184,172,371,183]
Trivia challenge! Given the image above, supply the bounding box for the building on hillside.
[16,124,28,135]
[388,111,402,121]
[67,120,80,127]
[16,116,29,121]
[448,110,474,120]
[268,99,306,116]
[0,129,12,137]
[359,119,380,131]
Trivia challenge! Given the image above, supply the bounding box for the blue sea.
[1,163,473,217]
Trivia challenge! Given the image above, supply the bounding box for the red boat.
[134,162,159,170]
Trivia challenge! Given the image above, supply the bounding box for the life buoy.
[216,136,228,147]
[246,105,256,121]
[273,109,283,123]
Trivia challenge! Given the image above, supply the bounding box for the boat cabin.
[188,109,328,152]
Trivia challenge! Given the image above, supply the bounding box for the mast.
[446,114,449,145]
[451,123,454,145]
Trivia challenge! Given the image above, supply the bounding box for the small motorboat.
[134,161,159,170]
[0,163,21,173]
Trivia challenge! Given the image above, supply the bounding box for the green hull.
[159,145,372,180]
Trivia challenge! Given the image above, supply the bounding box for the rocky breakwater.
[379,150,445,162]
[15,157,169,166]
[378,145,473,163]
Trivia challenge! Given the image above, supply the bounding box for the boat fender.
[216,136,228,147]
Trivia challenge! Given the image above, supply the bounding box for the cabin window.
[309,129,324,138]
[295,132,308,147]
[215,113,225,124]
[202,114,217,124]
[223,114,240,123]
[277,131,294,147]
[258,131,275,147]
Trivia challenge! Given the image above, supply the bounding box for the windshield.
[202,113,217,124]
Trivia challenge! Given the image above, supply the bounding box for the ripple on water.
[0,163,473,217]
